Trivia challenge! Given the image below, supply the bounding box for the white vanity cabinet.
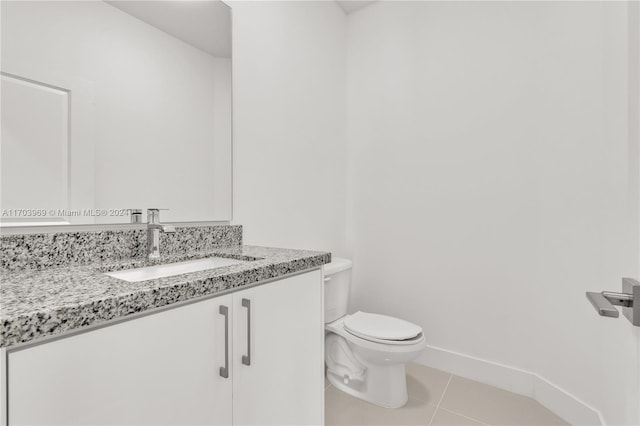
[5,269,323,426]
[232,270,324,425]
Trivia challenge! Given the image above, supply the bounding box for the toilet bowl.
[324,258,426,408]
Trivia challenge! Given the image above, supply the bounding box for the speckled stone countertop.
[0,245,330,348]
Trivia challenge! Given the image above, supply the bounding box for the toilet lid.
[343,311,422,342]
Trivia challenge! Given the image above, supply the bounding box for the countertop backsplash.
[0,225,243,271]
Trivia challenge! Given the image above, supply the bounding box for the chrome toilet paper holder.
[586,278,640,326]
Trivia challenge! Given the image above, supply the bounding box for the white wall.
[346,2,639,425]
[231,1,348,254]
[1,1,231,224]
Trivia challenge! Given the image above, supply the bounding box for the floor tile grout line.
[427,374,453,426]
[326,365,567,426]
[438,406,491,426]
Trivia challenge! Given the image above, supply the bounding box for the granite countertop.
[0,245,330,348]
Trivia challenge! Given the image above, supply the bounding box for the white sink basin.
[105,257,246,282]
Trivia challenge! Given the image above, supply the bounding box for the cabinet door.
[8,294,233,425]
[232,270,324,425]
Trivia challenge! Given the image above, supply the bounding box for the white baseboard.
[416,345,604,426]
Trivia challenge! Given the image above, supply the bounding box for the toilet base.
[327,363,409,409]
[324,317,425,409]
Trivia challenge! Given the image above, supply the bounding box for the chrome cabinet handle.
[242,298,251,366]
[219,305,229,378]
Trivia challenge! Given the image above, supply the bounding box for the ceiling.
[105,0,231,58]
[105,0,374,57]
[335,0,377,14]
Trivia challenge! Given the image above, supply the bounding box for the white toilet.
[324,258,427,408]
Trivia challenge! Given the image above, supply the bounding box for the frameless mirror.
[1,0,232,226]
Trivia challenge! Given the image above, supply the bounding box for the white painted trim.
[0,221,231,235]
[534,375,604,426]
[416,345,604,426]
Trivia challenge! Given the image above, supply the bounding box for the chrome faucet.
[147,208,176,259]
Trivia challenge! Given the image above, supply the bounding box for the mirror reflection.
[1,0,232,225]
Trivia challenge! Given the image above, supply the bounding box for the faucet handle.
[147,208,170,224]
[128,209,143,224]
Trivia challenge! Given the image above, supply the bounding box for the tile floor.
[325,363,569,426]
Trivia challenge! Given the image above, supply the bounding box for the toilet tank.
[324,257,353,323]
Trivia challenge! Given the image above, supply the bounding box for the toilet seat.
[342,311,423,346]
[326,316,426,354]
